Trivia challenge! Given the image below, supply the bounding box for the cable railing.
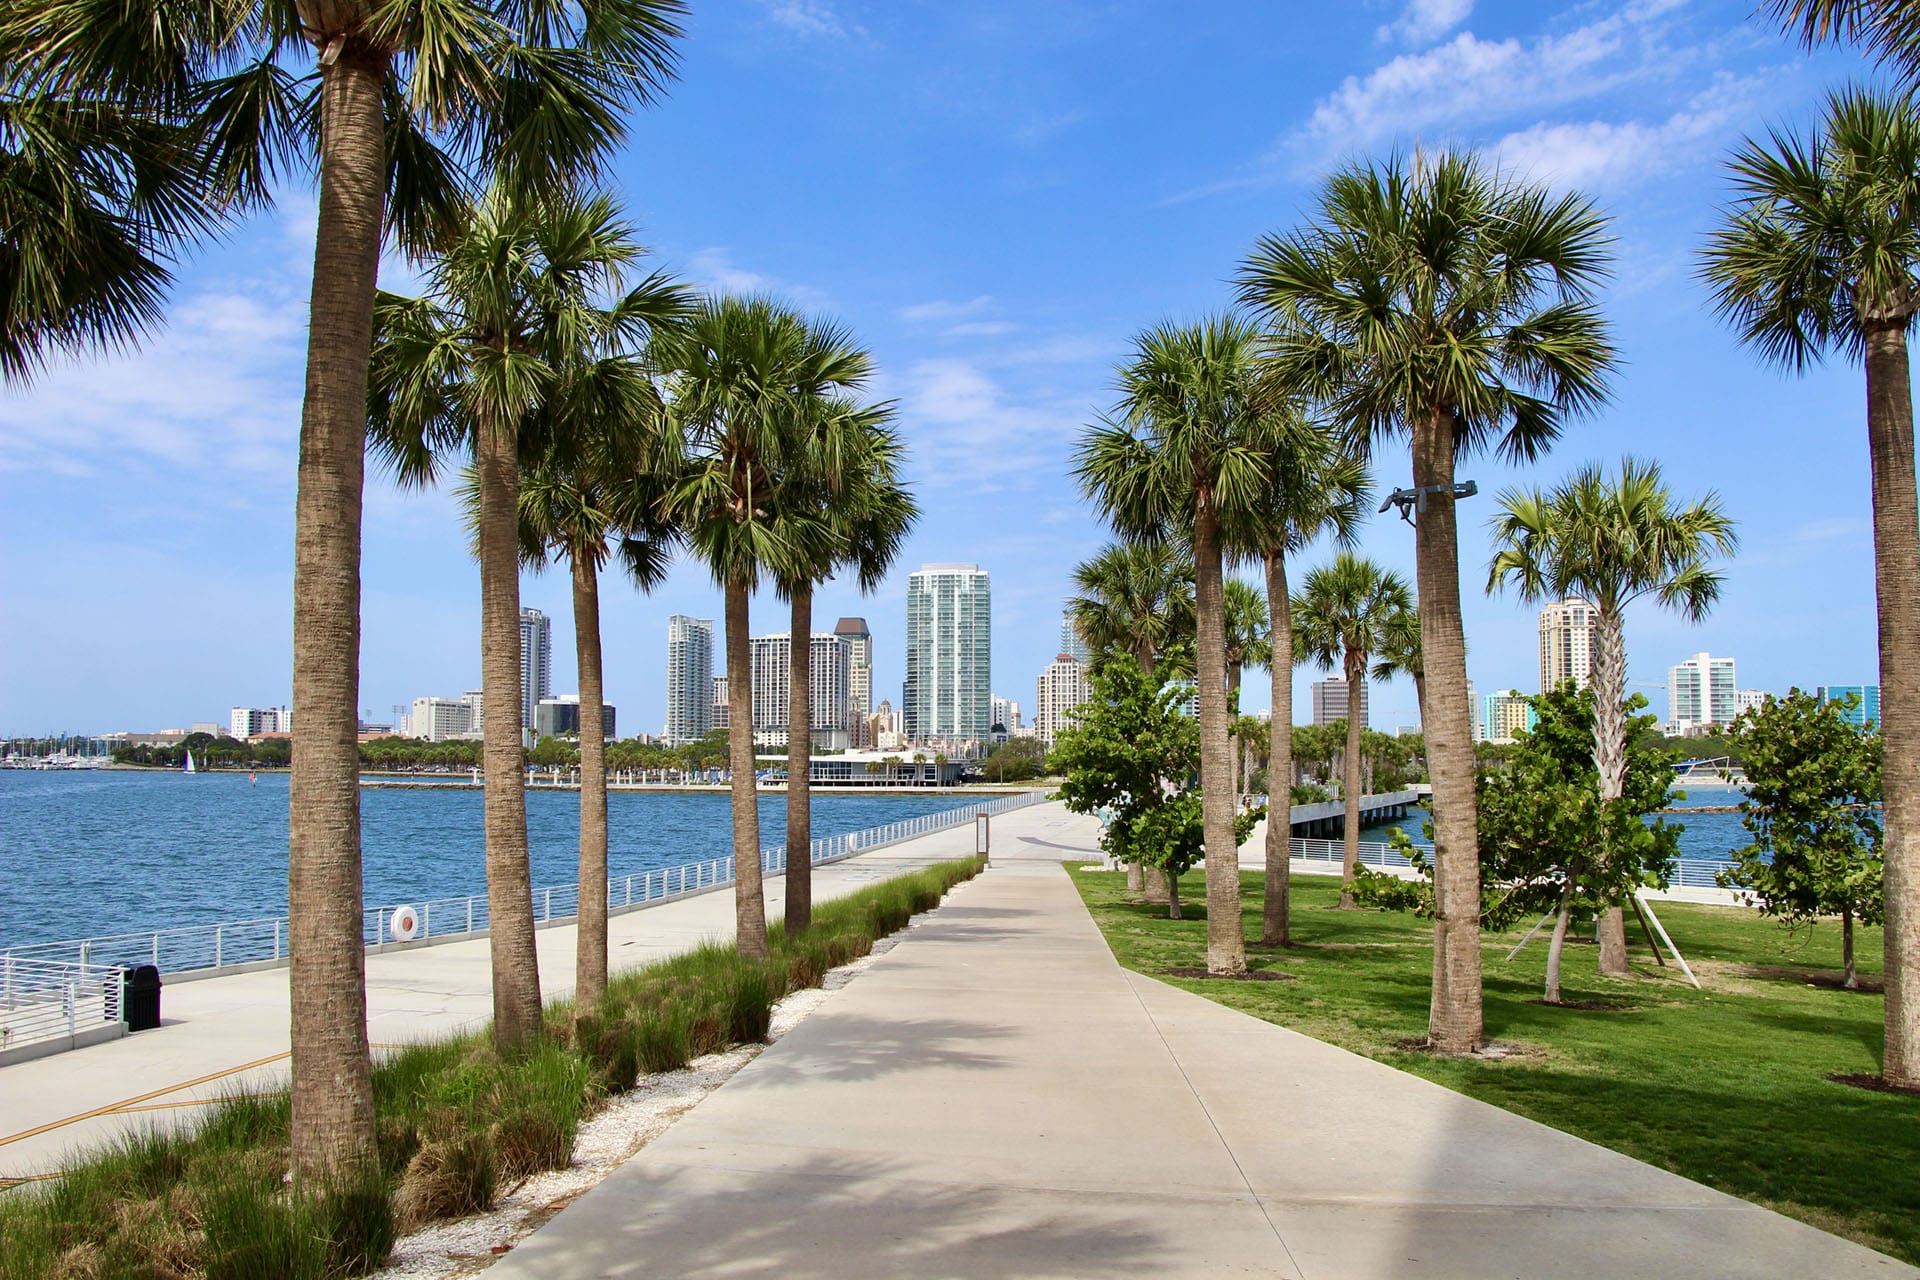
[0,791,1048,978]
[1289,835,1739,889]
[0,957,124,1059]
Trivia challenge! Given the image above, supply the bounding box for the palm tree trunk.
[286,39,383,1186]
[1262,551,1293,946]
[572,552,609,1012]
[1869,322,1920,1086]
[726,575,770,960]
[1128,641,1154,895]
[1339,649,1365,908]
[1194,499,1248,975]
[1845,906,1858,991]
[476,411,542,1053]
[1592,605,1632,977]
[786,585,814,935]
[1413,411,1483,1054]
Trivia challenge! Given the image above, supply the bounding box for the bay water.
[0,770,981,950]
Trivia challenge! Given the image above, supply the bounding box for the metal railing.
[0,957,123,1056]
[1,791,1048,977]
[1290,836,1739,889]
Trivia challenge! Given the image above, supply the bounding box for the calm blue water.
[0,771,979,949]
[1357,780,1755,862]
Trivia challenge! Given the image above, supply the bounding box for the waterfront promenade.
[491,805,1911,1280]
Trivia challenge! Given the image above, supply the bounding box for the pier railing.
[0,790,1048,979]
[0,957,124,1061]
[1290,836,1738,888]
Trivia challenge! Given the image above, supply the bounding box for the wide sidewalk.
[0,811,1007,1180]
[491,804,1914,1280]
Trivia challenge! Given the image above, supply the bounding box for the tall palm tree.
[1293,553,1414,908]
[514,356,685,1011]
[4,0,685,1180]
[1701,87,1920,1085]
[1487,457,1736,974]
[1240,151,1617,1053]
[1077,316,1289,977]
[658,296,869,961]
[1768,1,1920,84]
[370,188,681,1051]
[1373,603,1425,727]
[1236,415,1369,946]
[1066,542,1194,678]
[777,399,916,935]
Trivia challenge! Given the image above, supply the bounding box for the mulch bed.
[1526,998,1641,1012]
[1828,1072,1920,1097]
[1163,967,1295,982]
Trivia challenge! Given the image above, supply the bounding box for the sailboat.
[183,751,196,775]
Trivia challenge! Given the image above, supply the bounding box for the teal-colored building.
[1816,685,1881,729]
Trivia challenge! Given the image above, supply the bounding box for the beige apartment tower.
[1539,597,1601,693]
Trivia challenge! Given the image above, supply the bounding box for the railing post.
[215,924,223,969]
[467,898,474,934]
[274,919,282,961]
[544,887,552,921]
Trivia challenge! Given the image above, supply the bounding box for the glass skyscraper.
[665,615,714,745]
[904,563,991,742]
[519,608,552,734]
[1817,684,1882,729]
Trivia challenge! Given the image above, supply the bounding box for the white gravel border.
[371,931,907,1278]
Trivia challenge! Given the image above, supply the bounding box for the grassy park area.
[1068,864,1920,1264]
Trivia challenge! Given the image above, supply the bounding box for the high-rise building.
[1060,611,1091,665]
[1033,656,1092,744]
[1481,689,1537,743]
[1311,678,1368,728]
[520,608,552,734]
[1668,651,1737,732]
[410,696,479,742]
[835,617,874,747]
[990,695,1022,735]
[1735,689,1769,717]
[748,632,855,749]
[1466,679,1481,741]
[904,563,991,742]
[711,676,729,731]
[1539,597,1601,693]
[665,615,714,745]
[534,695,616,741]
[228,706,288,739]
[1818,685,1882,728]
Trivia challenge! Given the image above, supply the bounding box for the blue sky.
[0,0,1888,738]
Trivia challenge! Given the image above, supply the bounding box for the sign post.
[975,813,990,867]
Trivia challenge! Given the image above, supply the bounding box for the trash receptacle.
[123,965,162,1031]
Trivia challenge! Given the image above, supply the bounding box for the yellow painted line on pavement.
[0,1051,290,1148]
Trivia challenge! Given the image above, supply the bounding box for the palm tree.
[1487,457,1737,974]
[1701,87,1920,1084]
[1373,603,1426,727]
[1236,416,1369,946]
[777,400,916,935]
[5,0,686,1180]
[1767,1,1920,84]
[370,188,680,1051]
[658,296,870,961]
[514,355,685,1012]
[1077,316,1285,977]
[1240,151,1617,1053]
[1066,542,1194,678]
[1293,553,1414,908]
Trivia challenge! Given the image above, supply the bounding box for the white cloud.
[893,358,1083,488]
[683,248,829,308]
[762,0,857,38]
[1377,0,1473,46]
[943,320,1019,338]
[1491,71,1763,191]
[898,295,994,323]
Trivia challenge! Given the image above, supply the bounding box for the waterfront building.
[534,695,616,741]
[1481,689,1537,744]
[665,615,714,746]
[1817,684,1883,729]
[1466,679,1482,741]
[1539,597,1600,693]
[227,706,289,739]
[1311,678,1368,729]
[410,696,478,742]
[1033,656,1092,745]
[189,722,224,738]
[1060,611,1091,665]
[1735,689,1769,717]
[1667,651,1737,734]
[748,632,855,749]
[990,695,1022,735]
[520,608,552,735]
[903,563,991,742]
[835,617,874,747]
[711,676,729,731]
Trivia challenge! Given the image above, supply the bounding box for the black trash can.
[123,965,162,1031]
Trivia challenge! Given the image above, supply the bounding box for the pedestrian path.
[489,804,1914,1280]
[0,815,1004,1180]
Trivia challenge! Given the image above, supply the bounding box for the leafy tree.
[1487,457,1736,974]
[982,737,1049,783]
[1242,150,1617,1053]
[1067,541,1193,679]
[1355,686,1680,1003]
[1055,661,1258,919]
[1701,86,1920,1083]
[1720,691,1885,989]
[1293,552,1413,908]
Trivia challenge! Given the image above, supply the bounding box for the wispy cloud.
[943,320,1018,338]
[893,358,1083,488]
[1377,0,1473,46]
[761,0,860,39]
[684,248,830,308]
[1491,71,1766,192]
[898,295,995,323]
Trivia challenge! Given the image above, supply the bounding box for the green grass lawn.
[1066,864,1920,1263]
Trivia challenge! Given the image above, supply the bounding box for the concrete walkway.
[0,813,1006,1180]
[490,804,1914,1280]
